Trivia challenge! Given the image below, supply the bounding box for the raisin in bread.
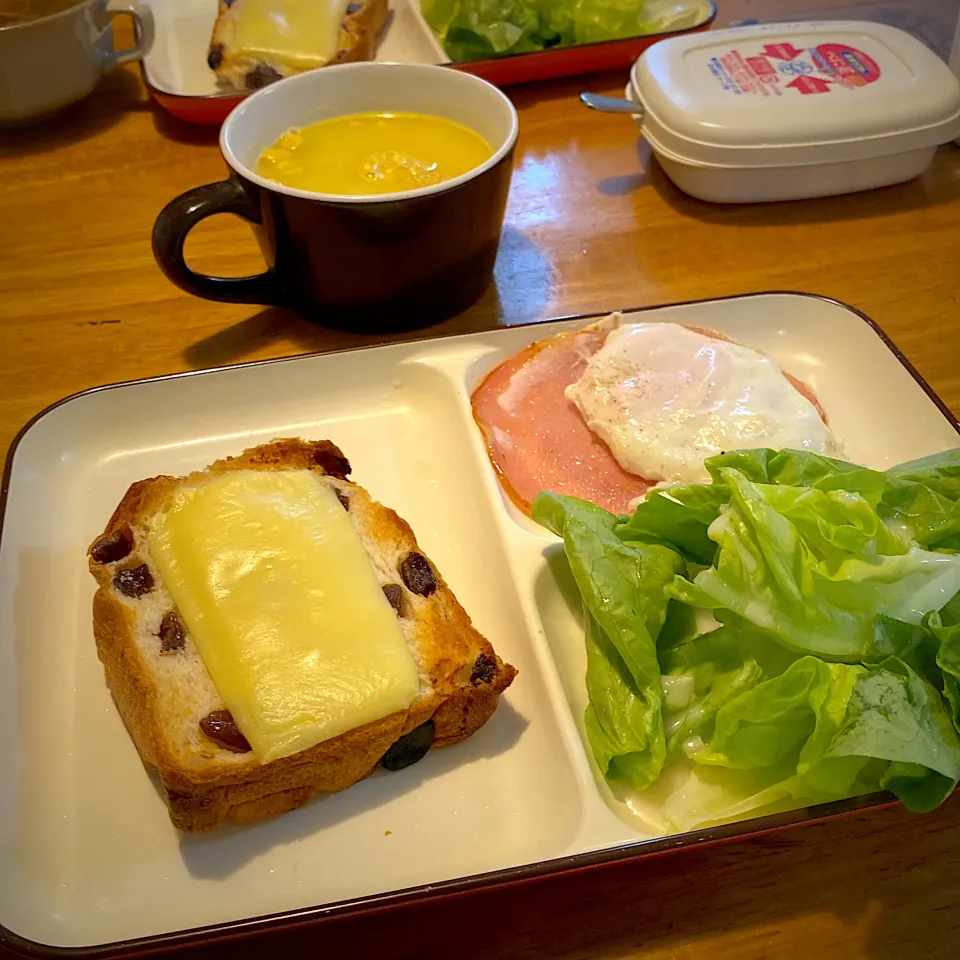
[87,438,516,832]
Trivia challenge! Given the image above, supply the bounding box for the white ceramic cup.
[0,0,155,124]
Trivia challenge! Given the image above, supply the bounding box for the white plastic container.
[628,21,960,203]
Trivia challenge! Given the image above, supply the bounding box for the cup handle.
[152,178,285,306]
[98,0,156,70]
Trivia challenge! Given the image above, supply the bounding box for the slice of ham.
[471,319,651,517]
[470,317,829,518]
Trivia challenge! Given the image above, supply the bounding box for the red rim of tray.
[0,290,953,959]
[144,2,716,125]
[450,5,715,86]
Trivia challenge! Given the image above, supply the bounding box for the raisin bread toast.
[87,439,516,832]
[207,0,389,91]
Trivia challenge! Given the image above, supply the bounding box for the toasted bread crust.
[208,0,390,91]
[89,439,516,831]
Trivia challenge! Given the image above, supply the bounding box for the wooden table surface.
[3,0,960,957]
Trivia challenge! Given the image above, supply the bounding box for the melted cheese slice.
[148,470,420,764]
[232,0,351,71]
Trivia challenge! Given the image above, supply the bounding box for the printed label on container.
[701,39,887,97]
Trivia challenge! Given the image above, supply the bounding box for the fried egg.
[564,323,840,485]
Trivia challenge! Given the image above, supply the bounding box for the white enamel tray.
[1,293,957,957]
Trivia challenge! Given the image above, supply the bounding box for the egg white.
[565,323,840,484]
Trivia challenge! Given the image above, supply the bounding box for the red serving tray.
[451,5,715,87]
[143,0,715,125]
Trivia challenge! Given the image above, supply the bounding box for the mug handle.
[98,0,156,70]
[152,178,285,306]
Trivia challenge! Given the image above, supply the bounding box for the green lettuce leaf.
[616,483,727,565]
[864,611,960,736]
[697,657,859,770]
[938,625,960,686]
[938,590,960,627]
[866,614,942,688]
[421,0,698,61]
[706,448,885,504]
[669,469,960,660]
[757,483,908,567]
[885,449,960,500]
[564,0,688,44]
[533,492,684,789]
[615,448,886,567]
[431,0,547,60]
[838,659,960,812]
[693,656,960,814]
[659,624,796,756]
[581,611,658,788]
[538,449,960,822]
[943,676,960,733]
[933,619,960,733]
[654,596,699,654]
[879,449,960,551]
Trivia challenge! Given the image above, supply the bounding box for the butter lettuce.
[864,612,960,738]
[879,449,960,550]
[699,446,890,496]
[659,624,787,755]
[536,446,960,827]
[534,493,684,789]
[615,448,887,566]
[706,448,886,501]
[661,636,960,815]
[692,656,960,815]
[669,469,960,660]
[421,0,701,62]
[938,630,960,734]
[884,448,960,501]
[616,483,726,566]
[866,614,942,687]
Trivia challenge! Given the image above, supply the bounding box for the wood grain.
[2,1,960,958]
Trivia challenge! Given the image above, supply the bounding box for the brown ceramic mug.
[152,62,518,330]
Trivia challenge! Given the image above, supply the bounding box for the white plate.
[142,0,448,99]
[1,293,957,955]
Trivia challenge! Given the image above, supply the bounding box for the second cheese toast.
[208,0,389,91]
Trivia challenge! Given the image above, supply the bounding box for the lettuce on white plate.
[534,448,960,831]
[534,495,682,790]
[670,469,960,660]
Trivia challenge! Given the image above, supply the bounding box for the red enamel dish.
[143,0,715,125]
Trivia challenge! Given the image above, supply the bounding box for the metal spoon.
[579,92,643,116]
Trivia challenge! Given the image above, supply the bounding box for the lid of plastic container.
[631,21,960,168]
